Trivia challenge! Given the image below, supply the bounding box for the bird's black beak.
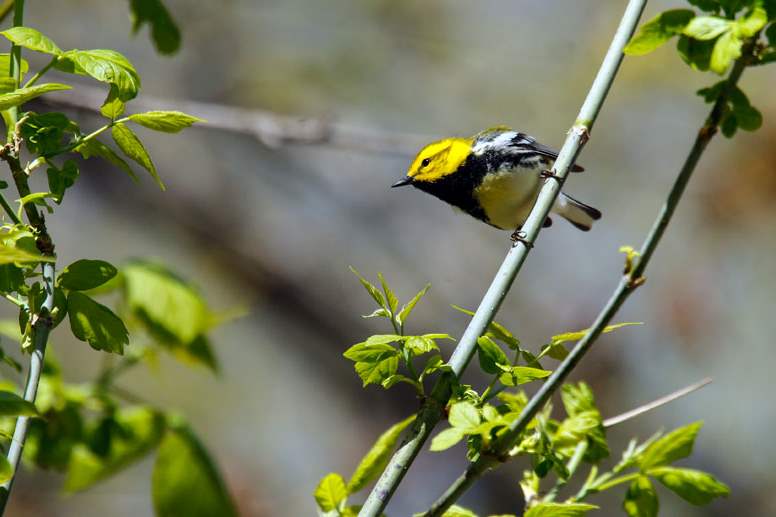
[391,176,413,188]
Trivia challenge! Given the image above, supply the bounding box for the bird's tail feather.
[553,193,601,231]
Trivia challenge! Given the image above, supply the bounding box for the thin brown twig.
[41,82,430,156]
[603,377,712,428]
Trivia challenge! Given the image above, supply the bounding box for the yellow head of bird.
[392,137,473,187]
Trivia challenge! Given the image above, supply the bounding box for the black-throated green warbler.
[392,127,601,236]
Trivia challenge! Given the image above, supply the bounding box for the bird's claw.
[510,230,534,248]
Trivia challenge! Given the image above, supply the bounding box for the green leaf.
[100,84,125,120]
[112,123,164,190]
[0,242,52,265]
[729,87,762,131]
[624,10,695,56]
[354,354,399,387]
[75,138,138,181]
[57,49,140,100]
[130,0,182,55]
[0,390,37,416]
[0,83,70,111]
[0,53,29,78]
[736,6,768,37]
[314,472,348,512]
[561,382,596,416]
[47,160,79,204]
[687,0,721,12]
[0,456,11,484]
[376,272,398,315]
[65,406,166,491]
[767,21,776,47]
[720,111,738,137]
[696,81,725,103]
[648,466,729,505]
[405,335,438,356]
[550,322,642,347]
[477,335,509,374]
[623,476,659,517]
[67,291,129,354]
[449,401,480,429]
[524,502,598,517]
[639,422,702,470]
[152,424,237,517]
[349,267,386,310]
[498,366,552,386]
[396,283,430,326]
[682,17,730,40]
[452,305,520,349]
[123,261,211,341]
[441,505,477,517]
[429,427,466,452]
[343,343,397,362]
[347,415,416,493]
[58,259,118,291]
[129,111,204,133]
[365,334,403,345]
[710,30,743,74]
[677,35,716,71]
[0,27,62,55]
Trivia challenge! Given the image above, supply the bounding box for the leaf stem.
[358,2,648,515]
[0,190,19,224]
[418,28,757,517]
[22,55,59,89]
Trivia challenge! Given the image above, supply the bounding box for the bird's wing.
[510,132,584,172]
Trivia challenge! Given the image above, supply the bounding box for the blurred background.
[3,0,776,515]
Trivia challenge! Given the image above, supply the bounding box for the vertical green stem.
[0,1,59,513]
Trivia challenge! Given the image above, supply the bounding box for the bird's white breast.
[473,165,542,230]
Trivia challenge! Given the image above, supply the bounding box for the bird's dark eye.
[421,158,431,168]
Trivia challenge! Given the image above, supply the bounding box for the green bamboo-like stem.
[358,2,648,515]
[0,0,59,512]
[420,35,755,517]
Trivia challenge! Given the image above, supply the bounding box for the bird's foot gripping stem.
[540,169,565,184]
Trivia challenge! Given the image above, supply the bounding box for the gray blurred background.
[5,0,776,515]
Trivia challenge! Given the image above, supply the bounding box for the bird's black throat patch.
[411,153,491,224]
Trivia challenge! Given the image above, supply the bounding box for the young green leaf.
[687,0,721,12]
[550,322,642,347]
[682,17,730,40]
[100,84,125,120]
[638,421,702,470]
[0,83,70,110]
[347,415,416,493]
[677,35,716,71]
[130,0,182,55]
[0,242,53,265]
[314,472,348,512]
[75,138,139,181]
[710,30,743,74]
[343,343,397,362]
[440,505,477,517]
[47,160,80,204]
[67,291,129,354]
[524,502,598,517]
[365,334,403,345]
[449,401,481,430]
[57,49,140,100]
[152,425,237,517]
[0,390,38,416]
[0,27,62,55]
[477,335,509,374]
[498,366,552,387]
[648,466,729,505]
[58,259,118,291]
[349,267,386,309]
[112,123,164,190]
[354,354,399,387]
[0,53,29,77]
[429,427,466,452]
[64,406,166,491]
[452,305,521,349]
[129,111,204,133]
[0,455,11,484]
[624,10,695,56]
[405,335,439,355]
[396,283,430,326]
[736,6,768,37]
[376,272,398,315]
[623,476,659,517]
